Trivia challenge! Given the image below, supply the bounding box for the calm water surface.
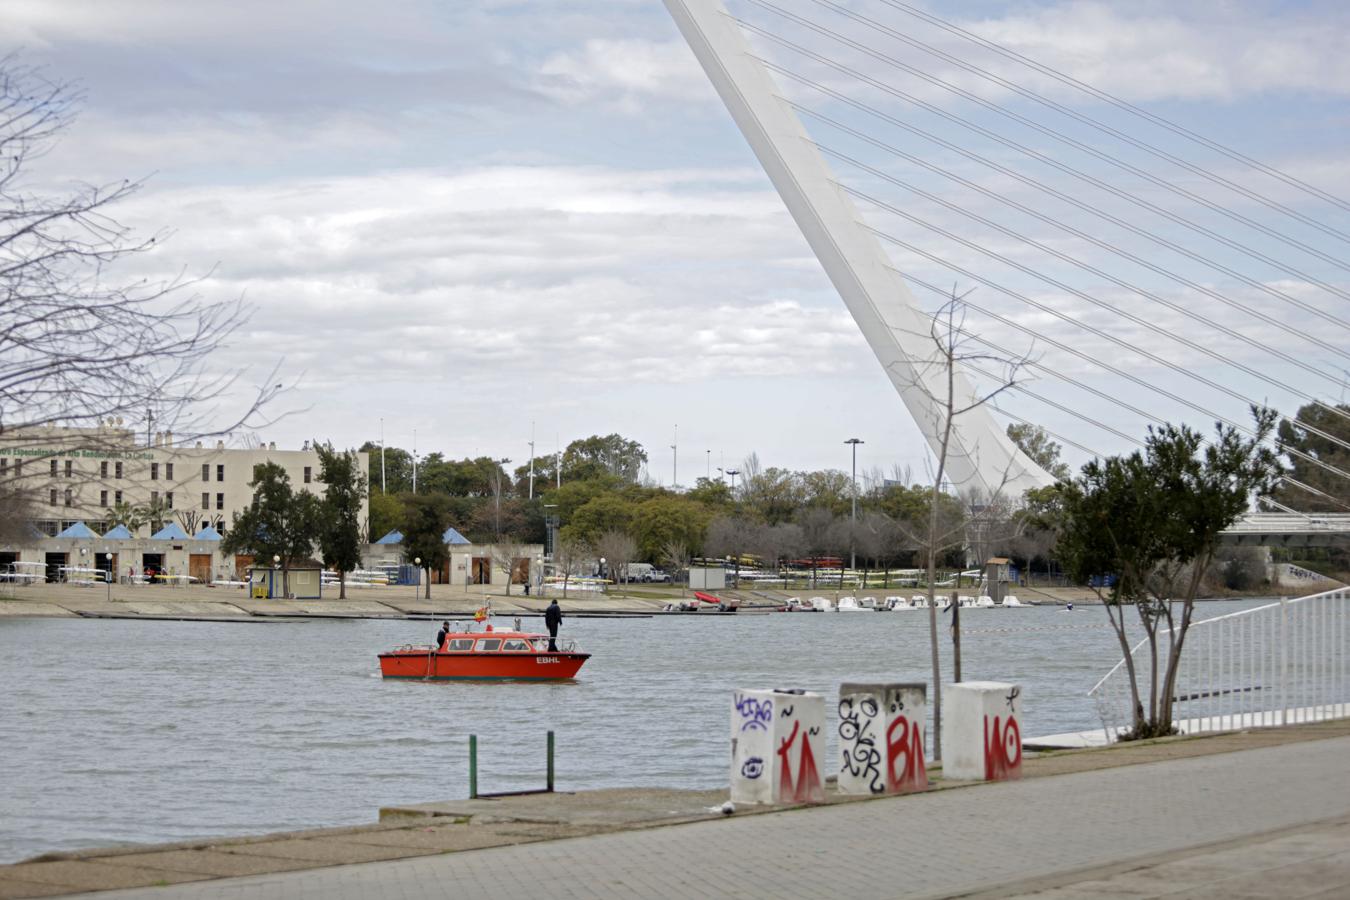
[0,600,1269,862]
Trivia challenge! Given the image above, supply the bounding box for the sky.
[4,0,1349,487]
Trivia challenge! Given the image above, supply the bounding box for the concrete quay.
[3,720,1348,899]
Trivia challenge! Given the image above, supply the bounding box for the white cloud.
[536,38,716,110]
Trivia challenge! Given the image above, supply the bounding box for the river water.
[0,600,1269,863]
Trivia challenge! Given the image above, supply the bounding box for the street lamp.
[414,557,421,602]
[725,468,739,495]
[104,546,111,601]
[845,438,864,570]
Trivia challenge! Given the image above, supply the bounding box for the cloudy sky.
[5,0,1349,485]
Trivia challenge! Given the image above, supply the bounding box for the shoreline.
[0,580,1315,622]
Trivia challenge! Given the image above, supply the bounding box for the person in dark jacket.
[435,620,451,651]
[544,600,562,651]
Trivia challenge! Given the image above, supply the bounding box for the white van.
[623,563,670,583]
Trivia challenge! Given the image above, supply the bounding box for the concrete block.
[837,682,928,795]
[730,689,825,805]
[941,681,1023,781]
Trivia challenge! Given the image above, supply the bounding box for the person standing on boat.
[435,620,451,651]
[545,599,562,652]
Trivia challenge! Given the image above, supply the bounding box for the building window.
[13,460,20,476]
[151,462,159,480]
[165,492,174,510]
[215,492,224,510]
[101,461,109,478]
[115,490,123,504]
[49,488,57,506]
[304,466,312,484]
[50,459,58,477]
[201,492,210,510]
[64,460,73,477]
[0,459,7,475]
[100,490,108,507]
[202,463,210,482]
[166,463,174,480]
[217,464,225,482]
[115,462,123,479]
[151,491,159,505]
[63,489,72,507]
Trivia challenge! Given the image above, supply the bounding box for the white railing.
[1088,588,1349,741]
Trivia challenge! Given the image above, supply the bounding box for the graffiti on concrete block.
[886,715,928,793]
[776,720,824,803]
[740,756,764,780]
[983,714,1022,781]
[838,696,884,794]
[734,693,773,732]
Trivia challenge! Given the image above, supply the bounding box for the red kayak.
[379,625,590,681]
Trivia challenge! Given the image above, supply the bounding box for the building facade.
[0,423,369,582]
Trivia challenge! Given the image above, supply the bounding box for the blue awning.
[443,527,470,545]
[193,526,223,541]
[375,529,403,545]
[55,521,98,539]
[102,524,133,539]
[150,522,191,540]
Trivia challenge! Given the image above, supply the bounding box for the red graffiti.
[983,714,1023,781]
[776,721,824,803]
[885,716,928,793]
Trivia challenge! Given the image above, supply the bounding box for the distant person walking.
[545,599,562,652]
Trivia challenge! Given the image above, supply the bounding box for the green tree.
[1006,423,1071,480]
[223,462,320,598]
[565,495,636,546]
[1271,402,1350,512]
[315,442,367,600]
[631,496,710,561]
[359,442,413,494]
[367,490,405,543]
[401,493,453,600]
[561,434,647,483]
[1056,409,1282,739]
[740,466,805,524]
[686,476,734,511]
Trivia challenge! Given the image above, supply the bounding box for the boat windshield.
[446,638,473,651]
[474,638,502,652]
[500,638,530,652]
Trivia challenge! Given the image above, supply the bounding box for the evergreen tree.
[223,462,319,598]
[315,443,367,600]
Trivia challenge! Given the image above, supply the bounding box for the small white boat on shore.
[810,596,834,612]
[837,596,870,612]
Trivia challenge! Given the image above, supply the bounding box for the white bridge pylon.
[664,0,1051,497]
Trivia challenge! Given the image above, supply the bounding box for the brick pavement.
[43,734,1350,900]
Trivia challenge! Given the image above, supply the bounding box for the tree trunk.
[424,566,431,600]
[339,571,347,600]
[282,564,290,599]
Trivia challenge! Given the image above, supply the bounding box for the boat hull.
[379,649,590,681]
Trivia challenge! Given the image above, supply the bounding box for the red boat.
[379,625,590,681]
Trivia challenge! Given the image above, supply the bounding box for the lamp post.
[413,557,421,602]
[845,438,864,570]
[671,424,678,489]
[528,421,536,501]
[104,546,111,601]
[725,468,739,495]
[272,554,281,600]
[706,449,710,481]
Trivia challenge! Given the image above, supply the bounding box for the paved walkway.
[51,734,1350,899]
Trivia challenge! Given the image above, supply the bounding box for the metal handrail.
[1088,586,1349,740]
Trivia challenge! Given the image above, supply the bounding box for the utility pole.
[555,433,561,489]
[412,428,418,495]
[725,468,739,496]
[706,449,710,481]
[380,417,386,494]
[528,421,536,501]
[845,437,864,570]
[671,424,678,488]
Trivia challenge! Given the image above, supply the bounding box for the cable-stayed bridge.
[663,0,1350,541]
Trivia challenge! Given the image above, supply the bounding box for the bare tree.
[489,540,529,596]
[593,529,637,591]
[0,59,281,528]
[175,509,203,536]
[892,291,1033,759]
[553,534,589,599]
[706,516,754,588]
[660,538,691,593]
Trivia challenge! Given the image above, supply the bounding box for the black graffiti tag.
[838,696,883,794]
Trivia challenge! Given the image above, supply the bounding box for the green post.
[469,734,478,799]
[546,730,555,792]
